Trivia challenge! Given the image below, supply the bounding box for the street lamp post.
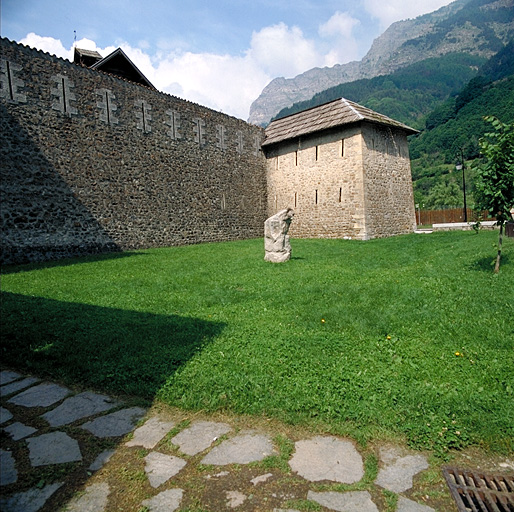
[456,149,467,222]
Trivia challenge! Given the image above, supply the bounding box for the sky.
[1,0,455,120]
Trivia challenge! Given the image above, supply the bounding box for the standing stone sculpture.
[264,208,294,262]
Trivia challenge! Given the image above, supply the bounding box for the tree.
[425,179,462,209]
[473,117,514,273]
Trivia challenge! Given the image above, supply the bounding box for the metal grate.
[443,467,514,512]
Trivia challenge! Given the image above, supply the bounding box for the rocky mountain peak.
[248,0,513,126]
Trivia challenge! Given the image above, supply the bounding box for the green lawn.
[1,231,513,455]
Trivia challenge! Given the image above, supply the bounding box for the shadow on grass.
[0,251,147,275]
[0,292,225,399]
[470,252,511,272]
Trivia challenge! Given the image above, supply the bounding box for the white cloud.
[363,0,454,29]
[249,22,319,78]
[19,33,71,60]
[319,11,361,66]
[154,52,270,119]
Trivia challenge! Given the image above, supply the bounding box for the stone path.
[0,369,444,511]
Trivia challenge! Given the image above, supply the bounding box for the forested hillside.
[410,40,514,208]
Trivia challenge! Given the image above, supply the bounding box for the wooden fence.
[416,208,492,226]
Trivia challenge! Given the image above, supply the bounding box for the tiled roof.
[262,97,418,147]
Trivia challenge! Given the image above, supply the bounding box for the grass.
[1,231,513,455]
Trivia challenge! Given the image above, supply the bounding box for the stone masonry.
[264,122,416,241]
[0,38,267,264]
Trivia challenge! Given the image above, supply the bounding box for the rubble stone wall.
[1,38,267,264]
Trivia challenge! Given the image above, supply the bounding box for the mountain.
[271,53,487,130]
[248,0,514,126]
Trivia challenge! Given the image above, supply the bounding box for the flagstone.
[397,496,435,512]
[170,420,231,455]
[0,449,18,486]
[126,416,175,449]
[289,436,364,484]
[0,406,13,425]
[375,446,429,493]
[88,450,115,472]
[42,391,119,426]
[201,432,274,465]
[1,377,40,397]
[145,452,187,488]
[3,421,37,440]
[8,382,70,408]
[65,482,110,512]
[0,482,63,512]
[0,370,21,385]
[307,490,379,512]
[27,432,82,466]
[81,407,146,438]
[141,488,184,512]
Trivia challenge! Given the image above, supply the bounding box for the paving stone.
[65,482,110,512]
[307,490,379,512]
[42,391,119,427]
[0,406,13,425]
[144,451,187,488]
[1,376,40,397]
[251,473,273,485]
[0,449,18,486]
[170,420,232,455]
[375,446,429,493]
[126,416,175,449]
[81,407,146,438]
[3,421,37,440]
[27,431,82,466]
[201,432,274,465]
[141,488,184,512]
[0,370,21,385]
[88,449,115,472]
[396,496,435,512]
[289,436,364,483]
[8,382,70,408]
[226,490,247,508]
[0,482,63,512]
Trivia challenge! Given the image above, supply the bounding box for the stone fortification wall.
[264,123,416,240]
[361,123,417,238]
[0,38,267,264]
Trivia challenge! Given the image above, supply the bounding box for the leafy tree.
[473,117,514,273]
[425,179,462,209]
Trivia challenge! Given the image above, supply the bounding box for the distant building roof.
[74,46,155,89]
[74,47,102,67]
[262,97,418,147]
[91,47,155,89]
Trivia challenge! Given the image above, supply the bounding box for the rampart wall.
[0,38,267,264]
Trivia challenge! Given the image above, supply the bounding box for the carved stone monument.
[264,208,294,262]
